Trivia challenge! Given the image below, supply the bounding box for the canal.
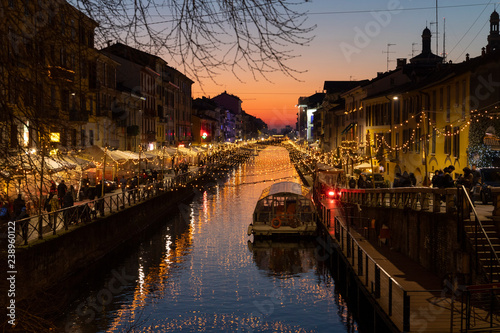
[60,146,362,332]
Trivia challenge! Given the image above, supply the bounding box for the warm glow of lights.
[50,132,60,142]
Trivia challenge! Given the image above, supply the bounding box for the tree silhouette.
[82,0,316,87]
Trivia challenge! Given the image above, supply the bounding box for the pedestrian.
[0,202,10,225]
[49,180,57,196]
[49,195,60,228]
[13,194,26,218]
[69,185,77,201]
[120,175,128,193]
[457,167,474,192]
[16,206,29,241]
[471,164,481,186]
[357,174,366,189]
[409,173,417,187]
[95,180,104,217]
[378,162,385,174]
[432,170,443,188]
[443,166,455,188]
[63,191,74,225]
[57,180,67,206]
[401,171,412,187]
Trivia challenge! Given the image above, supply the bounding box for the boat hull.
[248,222,317,236]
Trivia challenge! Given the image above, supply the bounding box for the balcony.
[47,66,75,82]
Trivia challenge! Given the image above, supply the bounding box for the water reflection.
[248,239,316,277]
[60,146,362,333]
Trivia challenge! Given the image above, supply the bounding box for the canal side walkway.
[321,199,500,333]
[11,165,203,245]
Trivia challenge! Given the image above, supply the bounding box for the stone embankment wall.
[348,206,469,282]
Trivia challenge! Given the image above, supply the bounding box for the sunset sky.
[190,1,497,130]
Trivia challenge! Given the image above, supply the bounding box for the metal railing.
[461,284,500,332]
[339,187,461,214]
[333,214,412,331]
[459,185,500,284]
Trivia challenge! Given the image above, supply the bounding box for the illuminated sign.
[201,132,208,140]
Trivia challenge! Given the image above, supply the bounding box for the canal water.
[61,146,361,332]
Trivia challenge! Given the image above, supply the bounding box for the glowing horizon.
[189,1,495,130]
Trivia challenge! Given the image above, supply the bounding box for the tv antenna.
[411,42,418,57]
[383,43,396,71]
[429,0,439,55]
[442,17,446,62]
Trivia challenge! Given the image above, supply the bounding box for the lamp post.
[367,130,375,188]
[101,145,107,198]
[161,146,166,183]
[37,136,47,239]
[138,145,142,187]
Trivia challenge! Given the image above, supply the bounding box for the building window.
[395,132,399,159]
[446,85,451,122]
[431,128,436,154]
[415,128,421,153]
[60,47,66,67]
[80,129,85,146]
[394,100,400,124]
[402,129,409,153]
[61,90,69,111]
[462,80,466,119]
[444,125,452,155]
[439,87,444,111]
[71,20,75,39]
[431,90,437,123]
[453,126,460,158]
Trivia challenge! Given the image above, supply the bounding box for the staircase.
[464,217,500,283]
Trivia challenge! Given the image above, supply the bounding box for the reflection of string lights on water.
[64,145,361,333]
[141,313,317,332]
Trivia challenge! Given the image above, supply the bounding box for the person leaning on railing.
[49,195,59,228]
[16,206,29,241]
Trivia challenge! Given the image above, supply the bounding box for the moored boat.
[312,163,345,205]
[248,181,317,237]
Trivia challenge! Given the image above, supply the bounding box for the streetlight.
[101,145,108,198]
[138,145,142,187]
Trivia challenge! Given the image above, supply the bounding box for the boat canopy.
[254,181,316,225]
[258,181,310,201]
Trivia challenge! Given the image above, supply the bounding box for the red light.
[327,190,335,197]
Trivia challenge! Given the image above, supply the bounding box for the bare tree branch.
[73,0,316,90]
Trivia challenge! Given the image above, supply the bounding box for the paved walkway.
[321,198,500,332]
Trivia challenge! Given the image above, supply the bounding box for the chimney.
[482,47,486,56]
[466,53,470,61]
[396,58,407,69]
[377,72,384,77]
[107,40,112,47]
